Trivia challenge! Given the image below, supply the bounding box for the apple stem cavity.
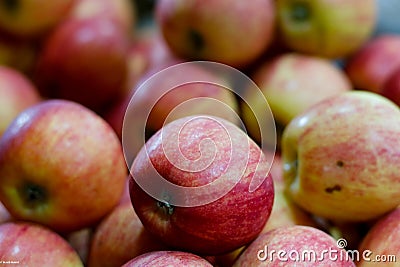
[157,200,174,216]
[290,1,311,22]
[3,0,19,13]
[20,183,47,208]
[188,29,205,52]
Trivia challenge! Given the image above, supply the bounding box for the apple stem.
[157,200,174,216]
[20,183,47,207]
[290,2,311,22]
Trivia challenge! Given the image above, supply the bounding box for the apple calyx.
[20,182,47,208]
[157,200,174,217]
[290,1,311,22]
[188,29,205,52]
[2,0,18,13]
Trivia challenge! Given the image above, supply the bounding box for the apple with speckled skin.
[129,115,274,255]
[233,225,356,266]
[0,0,75,38]
[281,91,400,222]
[0,66,41,138]
[276,0,376,59]
[0,221,84,267]
[357,206,400,266]
[155,0,276,68]
[345,35,400,93]
[0,100,127,233]
[122,251,213,267]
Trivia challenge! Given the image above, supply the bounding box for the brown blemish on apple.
[3,0,19,13]
[325,184,342,194]
[336,160,344,167]
[188,29,204,52]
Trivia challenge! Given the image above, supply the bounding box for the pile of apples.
[0,0,400,266]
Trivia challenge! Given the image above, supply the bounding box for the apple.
[0,0,75,38]
[241,53,351,141]
[87,201,167,267]
[155,0,276,68]
[276,0,377,59]
[0,201,12,224]
[68,0,137,35]
[0,221,84,266]
[344,35,400,93]
[122,251,213,267]
[233,225,356,266]
[381,66,400,106]
[281,91,400,222]
[0,65,41,138]
[0,99,127,233]
[129,115,274,255]
[66,227,93,265]
[357,206,400,266]
[34,16,129,112]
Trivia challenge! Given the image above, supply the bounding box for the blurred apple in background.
[0,221,84,266]
[0,100,127,233]
[345,35,400,93]
[233,225,355,266]
[381,66,400,106]
[66,227,93,265]
[282,91,400,222]
[68,0,137,36]
[357,206,400,266]
[122,251,213,267]
[0,66,41,138]
[34,17,129,112]
[0,0,75,38]
[155,0,276,68]
[373,0,400,35]
[242,53,351,144]
[87,201,166,267]
[276,0,377,59]
[129,115,274,255]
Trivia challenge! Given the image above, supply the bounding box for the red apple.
[233,225,356,266]
[34,17,129,112]
[87,201,167,267]
[0,221,83,266]
[380,66,400,106]
[357,206,400,266]
[0,0,76,38]
[129,115,274,255]
[0,66,41,138]
[0,100,127,233]
[345,35,400,93]
[155,0,276,68]
[122,251,213,267]
[276,0,377,59]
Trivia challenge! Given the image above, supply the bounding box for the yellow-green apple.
[276,0,377,59]
[68,0,137,35]
[241,53,351,141]
[34,17,129,112]
[155,0,276,68]
[281,91,400,222]
[0,100,127,233]
[0,65,41,138]
[357,206,400,266]
[233,225,356,266]
[87,201,166,267]
[381,66,400,106]
[0,0,75,38]
[0,221,84,266]
[129,115,274,255]
[122,251,213,267]
[345,35,400,93]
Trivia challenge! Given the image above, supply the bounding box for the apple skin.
[129,115,274,255]
[242,53,351,141]
[87,201,166,267]
[0,221,84,266]
[0,0,76,38]
[0,66,41,138]
[0,201,12,224]
[357,206,400,266]
[155,0,276,68]
[0,99,127,233]
[122,251,213,267]
[345,35,400,93]
[380,67,400,106]
[233,225,356,266]
[281,91,400,222]
[34,17,129,112]
[276,0,376,59]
